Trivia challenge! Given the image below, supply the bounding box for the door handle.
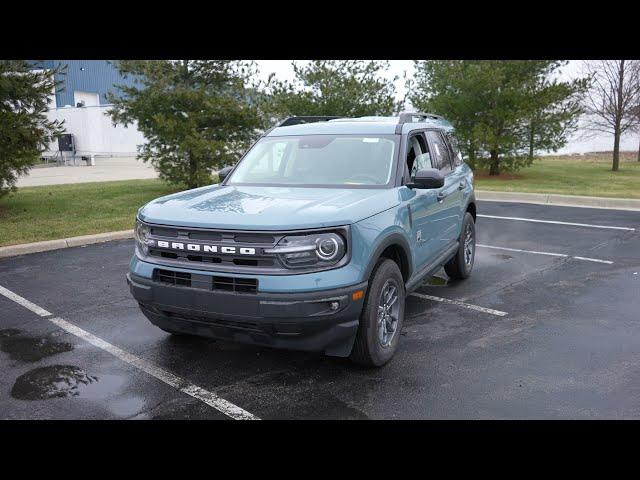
[458,181,465,190]
[437,191,448,202]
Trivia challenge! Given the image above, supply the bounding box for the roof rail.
[395,111,443,133]
[278,116,343,127]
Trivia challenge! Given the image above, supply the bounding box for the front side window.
[227,135,398,187]
[446,132,464,166]
[425,131,453,173]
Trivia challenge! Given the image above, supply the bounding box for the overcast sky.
[254,60,636,154]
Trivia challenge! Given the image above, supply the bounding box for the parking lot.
[1,200,639,419]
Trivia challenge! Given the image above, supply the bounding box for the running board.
[405,241,459,294]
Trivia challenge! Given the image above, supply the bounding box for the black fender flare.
[361,233,413,283]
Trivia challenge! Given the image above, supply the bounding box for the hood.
[138,185,400,230]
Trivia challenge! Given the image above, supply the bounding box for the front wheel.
[444,212,476,280]
[350,259,405,367]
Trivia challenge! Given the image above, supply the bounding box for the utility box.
[58,134,75,152]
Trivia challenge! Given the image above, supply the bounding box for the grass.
[1,152,638,247]
[474,151,640,199]
[0,179,177,247]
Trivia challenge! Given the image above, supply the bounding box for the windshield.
[226,135,398,187]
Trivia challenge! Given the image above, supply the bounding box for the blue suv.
[127,112,476,366]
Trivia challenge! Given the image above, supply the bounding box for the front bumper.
[127,272,367,357]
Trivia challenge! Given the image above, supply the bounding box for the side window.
[405,133,432,183]
[425,131,452,174]
[446,132,463,167]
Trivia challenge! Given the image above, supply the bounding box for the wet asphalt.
[0,201,639,419]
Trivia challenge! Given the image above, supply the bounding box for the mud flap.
[324,319,359,357]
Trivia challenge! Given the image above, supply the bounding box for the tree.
[108,60,263,189]
[0,60,64,197]
[263,61,400,119]
[581,60,640,171]
[410,61,587,175]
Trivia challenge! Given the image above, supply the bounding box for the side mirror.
[407,168,444,189]
[217,166,234,183]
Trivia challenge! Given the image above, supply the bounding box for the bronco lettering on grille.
[154,240,256,255]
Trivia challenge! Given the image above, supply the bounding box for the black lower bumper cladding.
[127,273,367,357]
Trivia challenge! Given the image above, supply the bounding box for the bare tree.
[581,60,640,171]
[633,102,640,162]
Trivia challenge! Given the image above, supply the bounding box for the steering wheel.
[346,173,381,184]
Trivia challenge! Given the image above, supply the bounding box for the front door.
[424,130,460,252]
[401,132,442,271]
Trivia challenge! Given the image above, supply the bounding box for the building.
[29,60,145,159]
[29,60,138,108]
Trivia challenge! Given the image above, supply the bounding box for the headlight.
[134,220,151,256]
[265,232,346,269]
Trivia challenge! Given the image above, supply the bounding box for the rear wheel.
[350,259,405,367]
[444,212,475,280]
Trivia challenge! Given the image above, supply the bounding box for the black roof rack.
[395,111,443,133]
[278,116,343,127]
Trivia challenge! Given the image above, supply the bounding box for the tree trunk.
[612,131,621,172]
[637,135,640,162]
[528,121,535,162]
[612,60,625,172]
[489,150,500,176]
[187,151,198,189]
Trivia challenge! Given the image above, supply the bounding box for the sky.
[254,60,638,154]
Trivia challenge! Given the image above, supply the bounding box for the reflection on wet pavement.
[0,329,73,362]
[11,365,98,400]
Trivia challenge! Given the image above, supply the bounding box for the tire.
[444,212,476,280]
[350,258,406,367]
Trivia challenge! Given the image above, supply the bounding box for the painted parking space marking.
[0,284,52,317]
[477,214,636,231]
[410,292,508,317]
[0,284,259,421]
[477,244,614,264]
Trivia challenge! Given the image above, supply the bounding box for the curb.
[1,191,639,260]
[0,230,134,259]
[476,190,640,211]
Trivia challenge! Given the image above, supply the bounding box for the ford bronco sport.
[127,112,477,366]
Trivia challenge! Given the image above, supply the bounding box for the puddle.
[423,276,449,286]
[11,365,98,400]
[0,329,73,362]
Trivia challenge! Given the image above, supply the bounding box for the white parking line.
[477,244,614,264]
[0,284,259,421]
[0,284,52,317]
[477,214,636,231]
[410,292,508,317]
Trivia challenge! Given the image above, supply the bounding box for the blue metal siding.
[49,60,138,107]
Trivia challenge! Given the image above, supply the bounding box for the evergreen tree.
[410,61,587,175]
[264,61,400,119]
[0,60,64,197]
[108,60,262,189]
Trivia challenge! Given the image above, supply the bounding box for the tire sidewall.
[460,213,476,277]
[361,260,405,366]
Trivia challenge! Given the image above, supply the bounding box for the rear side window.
[425,131,452,173]
[446,132,463,167]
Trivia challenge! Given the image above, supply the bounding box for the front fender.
[353,206,413,284]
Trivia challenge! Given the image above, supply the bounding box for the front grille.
[153,269,258,294]
[146,226,280,271]
[213,276,258,294]
[154,269,191,287]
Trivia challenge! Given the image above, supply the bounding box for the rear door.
[424,130,460,251]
